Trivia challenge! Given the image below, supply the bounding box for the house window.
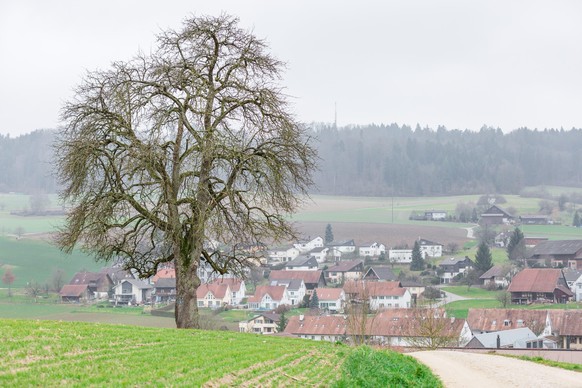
[517,319,524,327]
[504,320,510,327]
[198,301,204,307]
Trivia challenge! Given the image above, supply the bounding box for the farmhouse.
[480,205,514,225]
[59,284,91,303]
[68,271,113,299]
[325,260,364,284]
[438,257,473,284]
[526,239,582,269]
[508,268,573,304]
[479,265,510,288]
[519,214,549,225]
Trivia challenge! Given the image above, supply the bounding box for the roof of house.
[326,260,364,273]
[196,283,230,299]
[343,280,406,297]
[367,312,465,337]
[418,239,443,247]
[314,287,344,301]
[284,315,347,336]
[528,240,582,256]
[363,267,398,281]
[271,278,304,291]
[481,205,514,218]
[549,310,582,336]
[59,284,89,297]
[507,268,572,295]
[248,285,287,303]
[152,268,176,282]
[359,242,383,247]
[327,239,355,247]
[100,267,134,282]
[154,277,176,288]
[519,214,549,220]
[285,256,318,267]
[439,257,473,267]
[562,268,582,283]
[208,277,244,292]
[467,308,548,332]
[309,247,328,253]
[69,271,111,285]
[269,270,324,285]
[479,265,509,279]
[470,327,538,348]
[120,279,153,290]
[246,313,281,323]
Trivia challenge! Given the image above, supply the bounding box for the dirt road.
[410,350,582,388]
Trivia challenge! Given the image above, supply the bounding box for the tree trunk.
[174,257,201,329]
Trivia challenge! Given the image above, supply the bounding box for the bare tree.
[404,306,461,349]
[25,281,43,303]
[51,269,66,293]
[344,281,375,345]
[496,290,511,308]
[55,15,316,329]
[2,267,15,297]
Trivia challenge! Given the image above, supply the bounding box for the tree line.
[3,123,582,197]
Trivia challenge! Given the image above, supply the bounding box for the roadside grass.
[442,286,500,299]
[0,319,442,387]
[501,354,582,373]
[333,346,442,388]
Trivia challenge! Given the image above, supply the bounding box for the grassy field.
[0,319,440,387]
[441,286,499,299]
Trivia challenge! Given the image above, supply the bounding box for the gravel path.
[410,350,582,388]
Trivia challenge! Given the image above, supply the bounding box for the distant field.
[0,319,440,386]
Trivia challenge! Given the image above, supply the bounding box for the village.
[57,204,582,351]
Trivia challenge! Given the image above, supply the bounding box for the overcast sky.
[2,1,582,136]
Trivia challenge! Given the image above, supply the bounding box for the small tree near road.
[2,268,15,297]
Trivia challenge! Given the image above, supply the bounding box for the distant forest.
[2,125,582,196]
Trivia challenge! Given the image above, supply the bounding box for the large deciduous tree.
[55,15,316,329]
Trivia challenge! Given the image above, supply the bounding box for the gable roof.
[208,277,244,292]
[152,268,176,282]
[481,205,513,218]
[69,272,112,286]
[269,270,324,285]
[439,257,473,266]
[284,315,347,336]
[246,313,281,323]
[479,265,510,279]
[286,256,318,267]
[248,285,287,303]
[367,312,465,338]
[59,284,89,297]
[467,308,548,332]
[470,328,538,348]
[508,268,572,295]
[100,267,134,282]
[196,283,230,299]
[327,239,355,248]
[418,238,443,247]
[528,240,582,256]
[363,266,398,281]
[343,280,405,297]
[562,268,582,283]
[315,287,344,301]
[549,310,582,336]
[120,279,153,290]
[154,277,176,288]
[327,260,364,272]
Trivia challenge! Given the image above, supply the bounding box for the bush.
[333,346,442,387]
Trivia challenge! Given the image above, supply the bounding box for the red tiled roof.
[327,260,363,272]
[59,284,89,297]
[209,277,243,292]
[152,269,175,282]
[284,315,347,336]
[269,270,323,285]
[343,280,404,297]
[548,310,582,336]
[467,308,548,332]
[367,313,465,337]
[508,268,568,293]
[247,285,287,303]
[196,283,230,299]
[315,288,344,301]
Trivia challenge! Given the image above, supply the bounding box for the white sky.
[1,0,582,136]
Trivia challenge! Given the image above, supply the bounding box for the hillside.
[0,319,441,387]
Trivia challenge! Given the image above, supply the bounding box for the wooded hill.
[2,125,582,196]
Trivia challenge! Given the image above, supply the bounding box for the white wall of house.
[294,237,324,253]
[318,298,345,313]
[231,282,246,305]
[420,245,442,258]
[309,248,329,263]
[369,289,412,310]
[389,249,413,263]
[239,317,278,334]
[286,283,306,306]
[268,247,300,263]
[359,243,386,257]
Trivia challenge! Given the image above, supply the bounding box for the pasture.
[0,319,440,387]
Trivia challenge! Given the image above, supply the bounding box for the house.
[59,284,91,303]
[480,205,514,225]
[438,257,473,284]
[68,271,113,299]
[247,285,289,310]
[519,214,549,225]
[388,249,412,264]
[112,279,153,305]
[325,260,364,284]
[196,282,232,309]
[508,268,573,304]
[270,279,306,306]
[100,266,134,285]
[343,280,411,310]
[208,277,246,305]
[479,265,510,288]
[563,269,582,302]
[418,238,443,258]
[315,287,346,313]
[362,266,398,282]
[400,279,425,304]
[526,239,582,269]
[425,210,447,221]
[328,240,356,259]
[465,327,541,349]
[367,309,471,347]
[239,313,281,335]
[547,310,582,349]
[268,270,326,294]
[285,256,319,271]
[308,247,329,263]
[152,277,176,303]
[358,242,386,257]
[284,315,347,342]
[523,236,549,248]
[293,236,324,253]
[152,268,175,283]
[268,245,300,263]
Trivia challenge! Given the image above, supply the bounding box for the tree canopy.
[474,241,493,273]
[55,15,316,328]
[410,240,424,271]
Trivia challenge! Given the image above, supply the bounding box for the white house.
[239,313,281,335]
[344,280,412,310]
[112,279,153,305]
[388,249,413,264]
[315,287,345,313]
[196,283,232,309]
[285,256,319,271]
[268,246,300,263]
[359,242,386,257]
[418,239,443,258]
[270,279,306,307]
[328,240,356,254]
[207,278,246,306]
[248,285,290,310]
[308,247,329,263]
[294,236,324,253]
[284,315,347,342]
